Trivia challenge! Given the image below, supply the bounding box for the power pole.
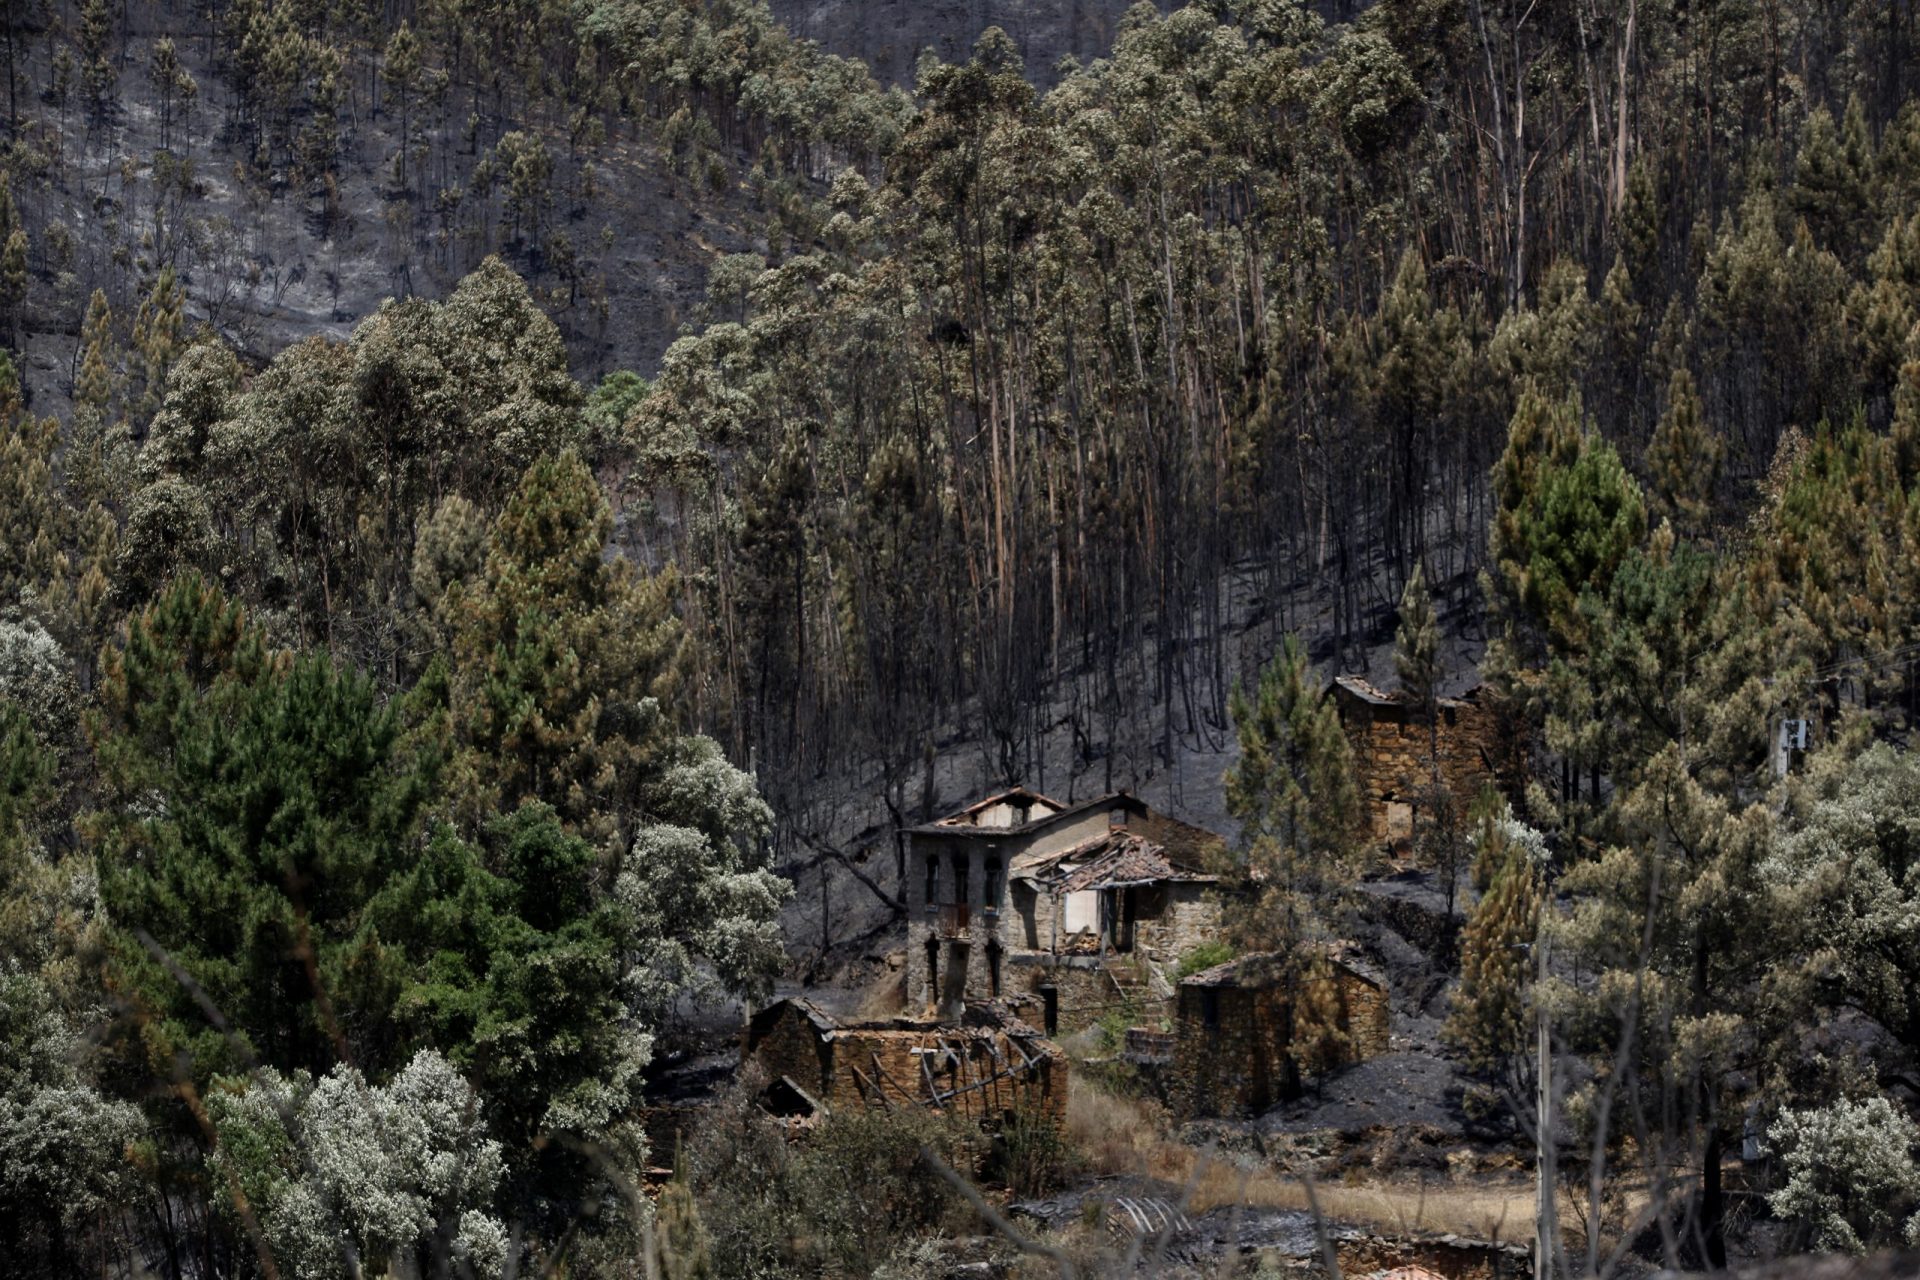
[1773,717,1807,779]
[1536,931,1555,1280]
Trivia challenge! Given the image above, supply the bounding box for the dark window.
[1041,986,1058,1036]
[988,942,1002,998]
[925,937,940,1003]
[951,851,969,904]
[948,941,968,1005]
[923,855,938,905]
[983,855,1002,907]
[1201,989,1221,1035]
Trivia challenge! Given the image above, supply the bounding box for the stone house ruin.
[1172,948,1389,1118]
[1330,676,1527,851]
[904,788,1225,1035]
[743,997,1067,1126]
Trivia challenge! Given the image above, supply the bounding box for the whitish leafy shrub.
[1766,1095,1920,1253]
[0,618,76,744]
[0,966,143,1266]
[208,1049,508,1280]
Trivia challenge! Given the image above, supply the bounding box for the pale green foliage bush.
[117,473,215,600]
[1764,744,1920,1042]
[0,618,77,744]
[1176,938,1234,979]
[1765,1095,1920,1253]
[619,733,788,1024]
[208,1049,508,1280]
[1489,810,1548,866]
[138,340,245,483]
[0,967,143,1257]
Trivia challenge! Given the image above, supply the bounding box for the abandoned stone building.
[903,788,1226,1035]
[1330,675,1528,850]
[743,997,1067,1125]
[1171,947,1390,1118]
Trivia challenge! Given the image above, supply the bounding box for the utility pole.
[1536,931,1555,1280]
[1773,717,1807,779]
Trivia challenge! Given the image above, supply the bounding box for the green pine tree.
[1645,367,1722,536]
[0,227,25,350]
[1396,562,1466,910]
[131,266,185,423]
[1489,393,1646,654]
[1444,825,1542,1091]
[1223,634,1364,951]
[1790,97,1875,266]
[89,574,433,1081]
[448,450,685,847]
[77,0,115,121]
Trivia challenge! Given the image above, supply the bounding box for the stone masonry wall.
[904,807,1116,1013]
[1171,968,1390,1119]
[1005,954,1160,1036]
[1343,695,1525,847]
[745,1004,1067,1124]
[1150,885,1221,962]
[1173,984,1293,1118]
[1341,970,1391,1060]
[746,1005,836,1102]
[824,1028,1067,1125]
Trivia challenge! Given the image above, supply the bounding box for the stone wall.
[744,1002,1067,1125]
[1173,984,1295,1117]
[1152,884,1221,961]
[1128,809,1229,866]
[1171,965,1390,1119]
[903,794,1233,1014]
[746,1002,838,1103]
[1017,880,1222,966]
[826,1027,1068,1125]
[1004,953,1163,1036]
[1340,969,1390,1060]
[1338,690,1526,848]
[904,806,1120,1011]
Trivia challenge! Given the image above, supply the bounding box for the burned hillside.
[8,0,1920,1277]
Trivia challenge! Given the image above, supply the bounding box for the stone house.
[1171,948,1389,1118]
[904,788,1225,1035]
[742,997,1067,1126]
[1330,676,1527,851]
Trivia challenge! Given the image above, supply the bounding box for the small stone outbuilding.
[1172,948,1389,1119]
[743,998,1068,1127]
[1330,676,1527,851]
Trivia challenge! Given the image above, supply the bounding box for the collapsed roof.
[1010,829,1218,892]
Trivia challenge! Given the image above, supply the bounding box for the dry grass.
[1062,1075,1568,1245]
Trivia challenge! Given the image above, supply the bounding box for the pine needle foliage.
[1223,634,1364,951]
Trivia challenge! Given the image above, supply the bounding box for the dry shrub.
[682,1069,981,1279]
[1064,1077,1186,1180]
[992,1103,1075,1197]
[1063,1073,1545,1241]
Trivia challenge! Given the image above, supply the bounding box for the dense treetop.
[7,0,1920,1274]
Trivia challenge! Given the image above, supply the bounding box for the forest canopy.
[6,0,1920,1274]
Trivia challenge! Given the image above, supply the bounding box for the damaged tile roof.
[1010,830,1217,892]
[1334,674,1402,705]
[1333,673,1483,710]
[745,996,1052,1047]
